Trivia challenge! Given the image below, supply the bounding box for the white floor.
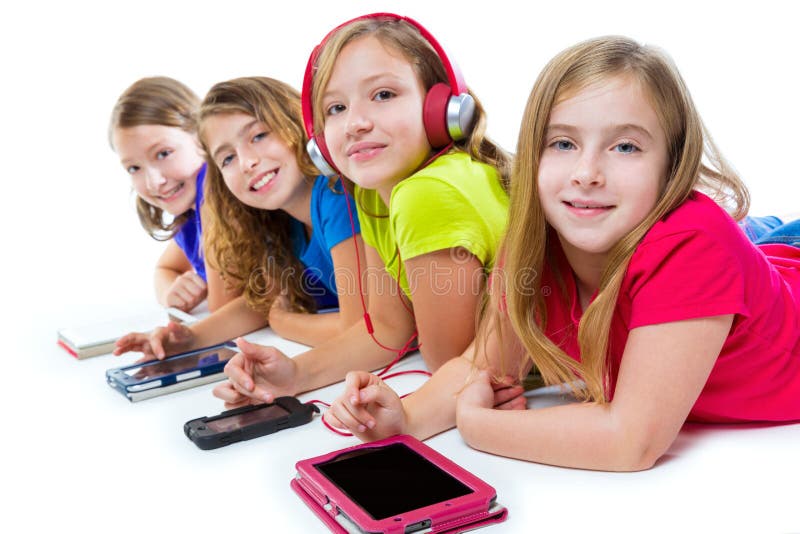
[4,2,799,532]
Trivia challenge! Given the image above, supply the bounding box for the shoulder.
[634,192,746,260]
[391,152,506,209]
[623,192,754,325]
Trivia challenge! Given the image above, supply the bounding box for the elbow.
[609,430,669,472]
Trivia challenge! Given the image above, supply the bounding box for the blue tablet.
[106,342,237,402]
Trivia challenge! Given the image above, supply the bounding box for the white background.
[2,1,799,532]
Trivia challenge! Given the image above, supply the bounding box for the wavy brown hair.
[482,36,749,403]
[198,77,324,315]
[309,15,512,189]
[109,76,200,240]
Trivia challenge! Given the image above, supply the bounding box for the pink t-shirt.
[541,192,800,423]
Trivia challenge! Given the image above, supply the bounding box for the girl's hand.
[212,338,298,408]
[113,321,195,361]
[457,371,527,414]
[164,271,207,312]
[324,371,407,441]
[491,374,527,410]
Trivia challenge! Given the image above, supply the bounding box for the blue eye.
[220,154,233,168]
[156,149,171,160]
[253,131,268,142]
[374,90,394,102]
[553,140,575,151]
[326,103,346,116]
[615,143,638,154]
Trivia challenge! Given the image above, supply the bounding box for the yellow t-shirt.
[356,152,509,298]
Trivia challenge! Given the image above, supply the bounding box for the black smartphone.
[184,397,319,450]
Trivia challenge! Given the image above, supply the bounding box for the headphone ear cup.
[422,82,454,148]
[423,82,476,148]
[306,136,337,177]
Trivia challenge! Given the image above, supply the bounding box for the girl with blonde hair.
[326,36,800,471]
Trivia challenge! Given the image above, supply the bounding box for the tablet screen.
[316,442,472,520]
[124,347,235,381]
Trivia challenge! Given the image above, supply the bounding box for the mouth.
[563,200,615,214]
[347,142,386,160]
[250,169,278,192]
[158,182,185,201]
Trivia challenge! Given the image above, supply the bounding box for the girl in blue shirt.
[110,77,234,313]
[115,77,364,359]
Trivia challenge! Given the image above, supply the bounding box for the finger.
[235,338,280,365]
[322,411,347,430]
[181,277,205,300]
[495,394,528,410]
[492,384,525,407]
[166,293,187,310]
[182,271,207,291]
[172,285,195,305]
[329,398,373,433]
[224,356,254,392]
[343,371,377,405]
[358,381,398,411]
[212,381,247,403]
[150,332,166,360]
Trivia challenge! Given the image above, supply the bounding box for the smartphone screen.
[316,443,472,520]
[124,347,236,381]
[205,403,291,433]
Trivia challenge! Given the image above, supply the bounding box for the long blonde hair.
[492,36,749,402]
[198,77,323,315]
[109,77,200,240]
[309,15,512,188]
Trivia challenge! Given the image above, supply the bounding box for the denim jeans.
[740,216,800,247]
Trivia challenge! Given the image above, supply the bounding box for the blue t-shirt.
[173,164,207,281]
[290,176,360,309]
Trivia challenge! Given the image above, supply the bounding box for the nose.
[571,151,605,188]
[238,145,259,174]
[345,101,373,137]
[144,167,166,192]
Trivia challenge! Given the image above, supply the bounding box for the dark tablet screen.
[205,403,290,433]
[316,442,472,520]
[124,347,235,381]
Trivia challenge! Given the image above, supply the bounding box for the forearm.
[270,310,342,347]
[293,315,413,394]
[403,355,473,440]
[188,297,267,350]
[458,401,659,472]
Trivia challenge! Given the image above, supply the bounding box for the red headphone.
[301,12,476,177]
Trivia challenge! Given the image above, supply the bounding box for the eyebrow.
[322,72,407,100]
[546,123,654,141]
[211,119,259,161]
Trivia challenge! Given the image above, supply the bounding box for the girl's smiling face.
[203,112,307,212]
[113,124,204,216]
[537,76,669,264]
[321,35,432,198]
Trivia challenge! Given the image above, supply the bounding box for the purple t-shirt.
[173,164,207,281]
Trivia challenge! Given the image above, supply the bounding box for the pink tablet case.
[291,434,508,533]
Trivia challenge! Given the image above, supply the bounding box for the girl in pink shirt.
[325,35,800,471]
